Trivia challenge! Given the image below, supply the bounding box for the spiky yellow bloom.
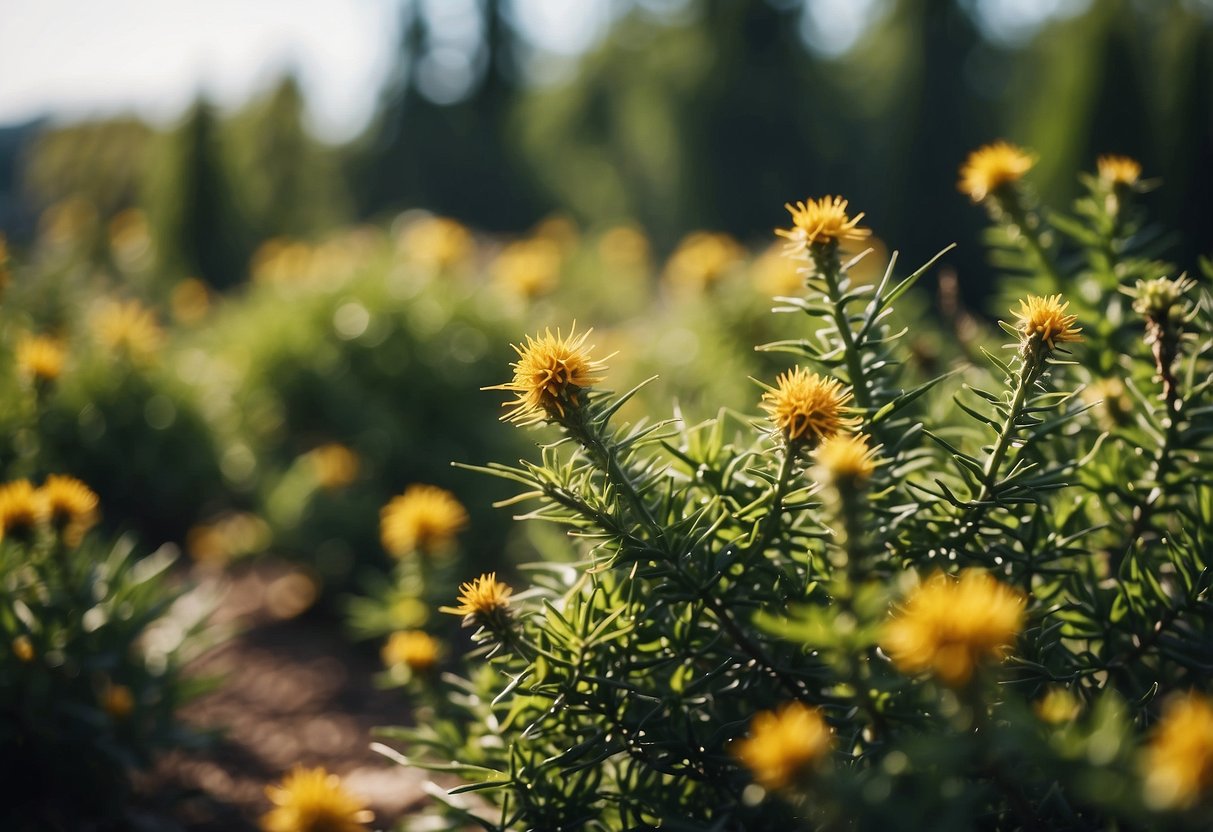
[102,683,134,719]
[1143,692,1213,811]
[441,573,513,628]
[958,141,1036,202]
[663,232,745,291]
[492,237,562,299]
[15,334,66,383]
[12,635,34,663]
[1013,294,1083,351]
[38,474,100,547]
[307,444,360,490]
[1097,155,1142,187]
[813,433,878,485]
[379,485,468,558]
[761,368,856,446]
[381,630,440,672]
[776,196,871,254]
[0,479,46,542]
[487,324,608,425]
[883,570,1025,686]
[262,766,373,832]
[92,299,165,363]
[734,702,833,791]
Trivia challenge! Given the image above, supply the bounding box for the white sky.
[0,0,615,141]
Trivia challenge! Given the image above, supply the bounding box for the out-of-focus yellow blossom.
[261,767,373,832]
[307,444,360,490]
[398,215,474,271]
[171,278,212,325]
[492,237,562,299]
[92,299,165,363]
[15,334,66,383]
[734,702,833,790]
[0,479,46,542]
[38,474,100,547]
[1143,692,1213,811]
[664,231,744,292]
[380,485,468,557]
[381,630,440,672]
[958,141,1035,202]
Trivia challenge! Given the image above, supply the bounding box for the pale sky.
[0,0,618,141]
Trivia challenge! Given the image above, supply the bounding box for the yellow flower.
[441,572,513,628]
[1012,294,1083,351]
[171,278,212,325]
[262,766,373,832]
[1097,154,1142,188]
[1143,692,1213,811]
[958,141,1036,202]
[398,215,474,271]
[0,479,46,542]
[12,635,35,663]
[92,299,165,363]
[1035,687,1081,724]
[15,334,66,383]
[379,485,468,557]
[664,232,745,292]
[813,433,878,485]
[598,225,651,271]
[102,683,134,719]
[776,196,871,254]
[753,244,805,296]
[381,630,440,672]
[492,237,562,299]
[487,324,608,425]
[307,444,360,490]
[883,570,1026,687]
[734,702,833,791]
[761,368,856,446]
[38,474,100,548]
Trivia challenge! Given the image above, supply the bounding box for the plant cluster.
[379,148,1213,830]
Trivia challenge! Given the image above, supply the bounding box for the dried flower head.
[1133,275,1195,321]
[382,630,440,672]
[307,444,360,490]
[734,702,833,791]
[0,479,46,542]
[1143,692,1213,811]
[1013,294,1083,351]
[761,368,856,446]
[776,196,871,254]
[958,141,1036,202]
[380,485,468,558]
[813,433,878,486]
[38,474,100,547]
[1097,155,1143,188]
[93,299,165,363]
[883,570,1026,687]
[488,324,608,425]
[262,766,373,832]
[441,572,513,629]
[15,334,66,383]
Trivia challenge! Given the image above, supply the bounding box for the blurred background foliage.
[1,0,1209,298]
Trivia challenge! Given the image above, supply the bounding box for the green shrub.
[379,153,1213,830]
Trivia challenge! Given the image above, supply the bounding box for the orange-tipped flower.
[1143,692,1213,811]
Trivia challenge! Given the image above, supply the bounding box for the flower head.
[262,766,373,832]
[1013,294,1083,351]
[1133,275,1194,321]
[15,334,65,383]
[381,630,440,672]
[776,196,871,254]
[1097,155,1142,188]
[307,444,360,490]
[0,479,46,543]
[1143,692,1213,811]
[734,702,833,791]
[663,232,744,291]
[813,433,878,486]
[958,141,1036,202]
[92,299,165,363]
[492,237,562,299]
[380,485,468,558]
[883,570,1026,687]
[441,572,513,629]
[12,635,34,663]
[38,474,99,547]
[399,215,474,271]
[488,324,608,425]
[761,368,856,447]
[102,683,134,719]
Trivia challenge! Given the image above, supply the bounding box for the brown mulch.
[134,561,428,831]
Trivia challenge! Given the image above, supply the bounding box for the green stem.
[750,445,797,556]
[1002,198,1062,290]
[816,245,872,412]
[976,348,1039,506]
